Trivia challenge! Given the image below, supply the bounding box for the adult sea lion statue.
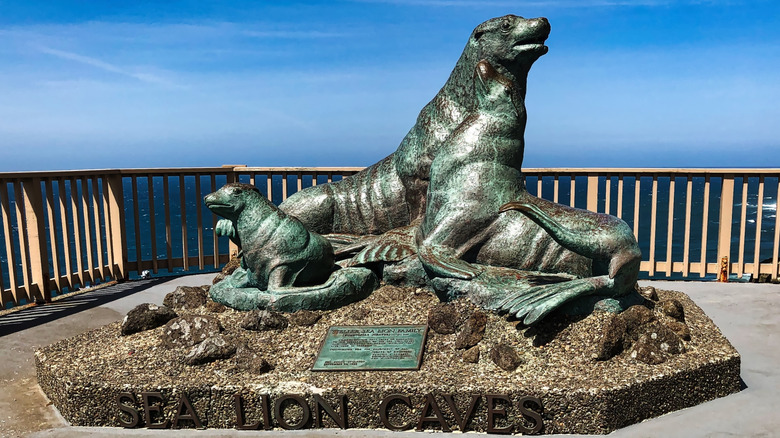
[342,59,640,324]
[205,183,377,311]
[279,15,551,236]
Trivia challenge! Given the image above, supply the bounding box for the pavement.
[1,274,778,438]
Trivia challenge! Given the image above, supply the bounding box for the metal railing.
[1,166,778,308]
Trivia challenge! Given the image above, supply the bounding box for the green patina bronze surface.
[204,183,378,311]
[312,325,428,371]
[206,15,643,325]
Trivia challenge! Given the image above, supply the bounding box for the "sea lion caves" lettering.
[116,392,543,434]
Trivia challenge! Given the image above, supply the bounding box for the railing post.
[106,173,128,280]
[717,175,735,278]
[22,179,50,302]
[586,174,598,212]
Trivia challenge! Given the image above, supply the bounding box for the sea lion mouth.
[513,43,548,55]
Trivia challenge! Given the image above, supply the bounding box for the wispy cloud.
[351,0,727,7]
[241,30,348,39]
[33,45,179,87]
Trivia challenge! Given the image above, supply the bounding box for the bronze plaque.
[312,325,428,371]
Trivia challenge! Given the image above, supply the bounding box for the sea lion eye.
[500,19,512,33]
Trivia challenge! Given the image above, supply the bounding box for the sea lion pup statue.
[279,15,551,236]
[204,183,377,311]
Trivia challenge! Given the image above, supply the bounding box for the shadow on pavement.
[0,278,169,337]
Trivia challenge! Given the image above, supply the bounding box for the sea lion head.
[468,15,550,84]
[474,59,525,120]
[204,183,266,221]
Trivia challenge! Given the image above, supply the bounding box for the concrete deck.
[1,275,777,437]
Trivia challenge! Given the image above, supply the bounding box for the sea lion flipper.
[418,242,482,280]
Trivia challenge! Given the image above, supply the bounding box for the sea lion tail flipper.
[418,242,482,280]
[496,276,614,325]
[499,201,587,256]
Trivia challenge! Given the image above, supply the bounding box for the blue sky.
[0,0,778,171]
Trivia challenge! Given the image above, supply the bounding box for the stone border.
[36,286,741,434]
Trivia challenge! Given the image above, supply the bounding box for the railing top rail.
[2,166,780,180]
[523,168,780,175]
[238,167,367,172]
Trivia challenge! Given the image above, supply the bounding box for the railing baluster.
[737,177,749,277]
[211,173,219,269]
[586,175,598,212]
[665,176,675,276]
[327,172,333,184]
[195,174,204,270]
[80,177,96,284]
[282,172,289,201]
[297,171,303,193]
[148,175,158,274]
[570,175,576,208]
[774,178,780,280]
[536,175,542,198]
[105,173,127,280]
[132,177,142,274]
[59,180,75,288]
[45,179,62,291]
[163,175,172,271]
[180,174,189,271]
[648,175,658,276]
[102,177,114,279]
[91,176,105,281]
[753,177,764,278]
[700,176,711,277]
[553,176,559,203]
[604,175,611,215]
[14,181,33,301]
[70,181,82,283]
[717,175,735,277]
[0,181,21,302]
[682,175,693,277]
[266,173,273,202]
[633,176,641,240]
[616,175,623,219]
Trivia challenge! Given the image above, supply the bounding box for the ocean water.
[1,174,778,307]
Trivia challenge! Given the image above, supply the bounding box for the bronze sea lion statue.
[279,15,551,236]
[205,183,377,311]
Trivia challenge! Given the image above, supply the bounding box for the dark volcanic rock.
[213,256,241,285]
[184,334,237,365]
[630,321,685,364]
[462,345,480,363]
[629,335,667,365]
[121,303,177,336]
[288,310,321,326]
[240,310,288,331]
[235,345,274,374]
[620,305,656,344]
[205,300,227,313]
[161,315,222,348]
[427,303,459,334]
[593,314,627,361]
[455,310,487,349]
[637,285,659,301]
[489,343,524,371]
[348,307,370,321]
[666,320,692,341]
[659,299,685,321]
[163,285,208,310]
